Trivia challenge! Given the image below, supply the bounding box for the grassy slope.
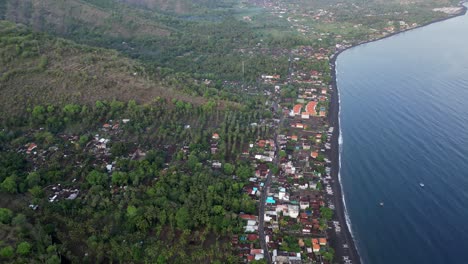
[0,0,299,82]
[0,21,207,116]
[2,0,171,38]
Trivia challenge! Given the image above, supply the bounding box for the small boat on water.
[420,183,425,187]
[380,202,384,207]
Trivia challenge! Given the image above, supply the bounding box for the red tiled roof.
[240,214,257,221]
[247,234,259,241]
[306,101,317,114]
[313,244,320,251]
[293,104,303,115]
[319,238,327,245]
[250,249,263,255]
[27,143,37,153]
[258,140,266,148]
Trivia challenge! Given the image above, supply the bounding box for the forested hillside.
[0,21,212,118]
[0,0,304,83]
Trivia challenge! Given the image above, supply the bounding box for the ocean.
[336,7,468,264]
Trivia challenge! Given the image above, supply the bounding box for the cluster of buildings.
[232,37,340,262]
[19,119,137,209]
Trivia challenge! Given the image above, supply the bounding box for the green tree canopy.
[16,242,31,256]
[86,170,107,186]
[0,208,13,224]
[1,176,17,193]
[126,205,138,219]
[223,163,235,175]
[175,207,190,230]
[320,207,333,221]
[0,246,14,259]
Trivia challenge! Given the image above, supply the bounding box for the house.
[279,187,287,200]
[255,155,272,162]
[319,110,326,117]
[310,70,320,78]
[247,220,257,226]
[256,164,269,178]
[298,239,305,247]
[311,152,318,159]
[211,144,218,154]
[319,238,327,246]
[231,235,238,245]
[293,104,303,116]
[212,133,220,140]
[283,161,296,175]
[306,101,317,115]
[245,225,258,232]
[301,112,310,119]
[313,244,320,253]
[291,135,298,141]
[288,205,300,218]
[248,234,259,241]
[250,249,264,255]
[26,143,38,154]
[239,214,257,221]
[266,197,276,204]
[300,201,310,210]
[212,161,222,168]
[258,140,266,148]
[276,204,289,215]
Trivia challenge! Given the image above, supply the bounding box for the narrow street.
[258,169,273,264]
[258,102,283,264]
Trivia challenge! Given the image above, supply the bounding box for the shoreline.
[326,3,467,264]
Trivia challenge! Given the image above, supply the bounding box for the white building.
[288,205,300,218]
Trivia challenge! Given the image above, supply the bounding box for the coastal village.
[1,0,465,263]
[230,38,356,263]
[230,1,466,263]
[16,42,352,263]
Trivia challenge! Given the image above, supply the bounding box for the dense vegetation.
[0,0,463,262]
[0,98,276,263]
[0,0,304,83]
[0,21,217,117]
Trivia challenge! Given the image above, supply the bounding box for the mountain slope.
[0,21,207,116]
[1,0,171,38]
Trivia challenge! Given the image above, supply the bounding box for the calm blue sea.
[337,7,468,264]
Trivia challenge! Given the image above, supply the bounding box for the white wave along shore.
[336,65,364,264]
